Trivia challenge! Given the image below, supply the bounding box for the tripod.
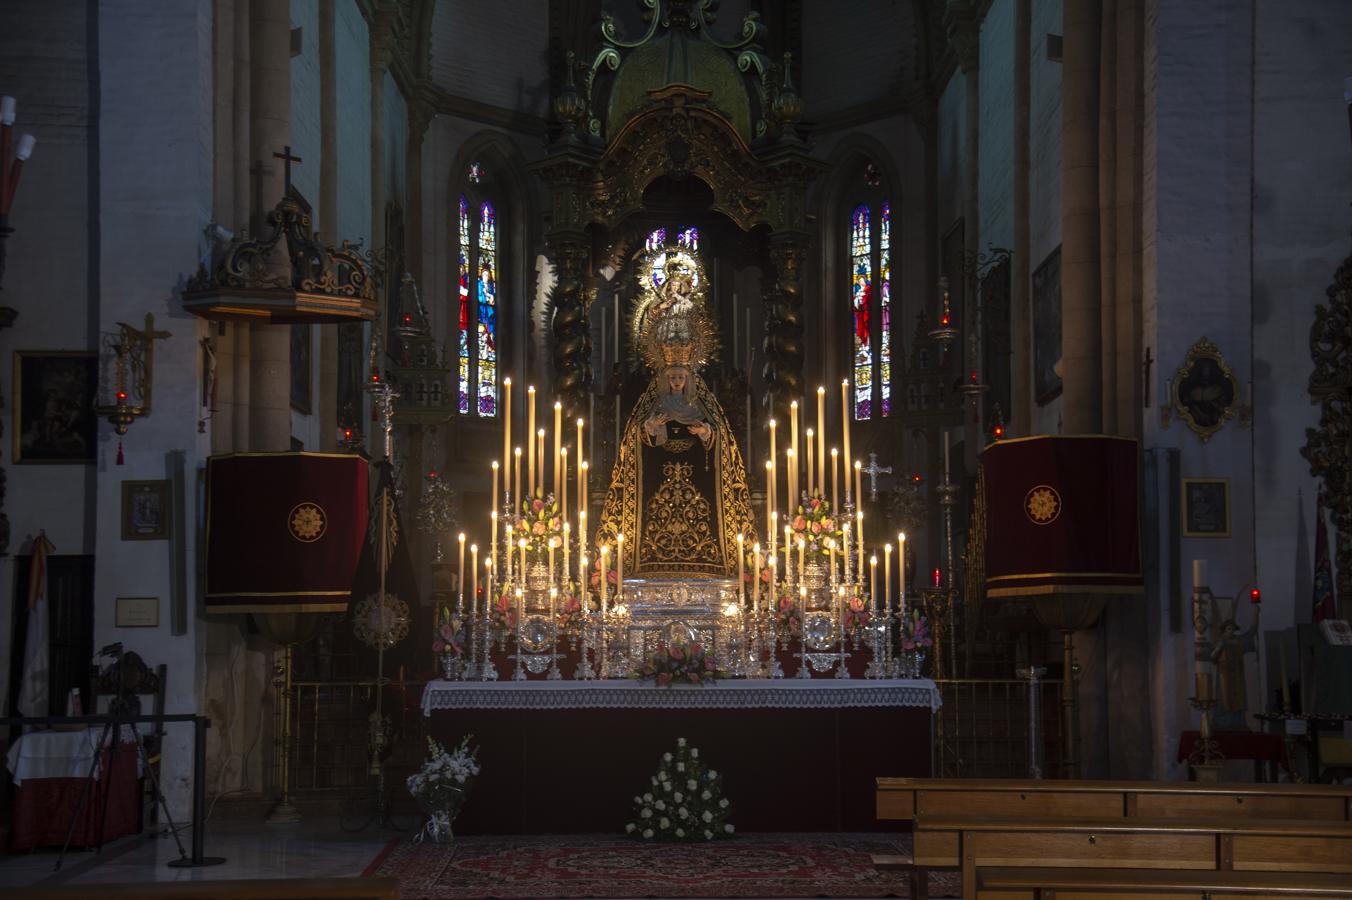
[53,647,223,871]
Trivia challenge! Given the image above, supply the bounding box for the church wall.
[384,71,408,219]
[93,0,216,819]
[337,0,372,250]
[936,73,966,246]
[978,0,1015,258]
[1027,0,1061,436]
[1251,2,1352,644]
[429,0,550,118]
[1143,0,1260,780]
[0,0,95,714]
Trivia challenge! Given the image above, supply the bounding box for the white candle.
[491,461,499,519]
[548,541,555,585]
[485,558,494,621]
[536,429,546,496]
[513,447,523,510]
[519,538,527,583]
[737,533,746,604]
[831,448,839,512]
[505,525,514,582]
[840,379,851,495]
[765,460,774,538]
[577,510,587,583]
[457,533,467,613]
[786,448,796,510]
[1192,559,1208,590]
[599,544,609,613]
[470,543,478,615]
[854,460,863,509]
[752,543,762,613]
[856,510,865,575]
[616,533,625,599]
[491,510,498,576]
[843,522,852,585]
[527,386,537,495]
[562,521,570,589]
[790,401,799,504]
[806,429,815,498]
[816,386,826,493]
[579,461,589,528]
[884,543,892,613]
[503,378,512,502]
[560,446,569,524]
[870,556,878,612]
[898,532,907,620]
[553,400,563,500]
[797,536,805,582]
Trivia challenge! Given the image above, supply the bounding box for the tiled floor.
[0,818,394,889]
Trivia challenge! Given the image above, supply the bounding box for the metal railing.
[934,677,1068,778]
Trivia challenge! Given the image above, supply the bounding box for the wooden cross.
[272,145,303,194]
[863,451,893,502]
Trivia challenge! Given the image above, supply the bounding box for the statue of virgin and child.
[598,253,756,578]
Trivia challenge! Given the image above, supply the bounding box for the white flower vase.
[415,786,467,845]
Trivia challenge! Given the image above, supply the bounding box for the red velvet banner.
[981,435,1142,598]
[205,452,369,613]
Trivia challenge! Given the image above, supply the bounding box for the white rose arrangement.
[626,737,734,842]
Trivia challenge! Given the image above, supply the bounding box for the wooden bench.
[913,817,1352,900]
[877,778,1352,825]
[8,877,400,900]
[975,866,1352,900]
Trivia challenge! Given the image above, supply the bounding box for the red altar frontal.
[420,679,939,834]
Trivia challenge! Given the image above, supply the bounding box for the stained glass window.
[678,227,699,250]
[646,228,667,252]
[648,226,702,290]
[851,204,873,419]
[879,202,892,417]
[476,201,498,416]
[457,195,471,414]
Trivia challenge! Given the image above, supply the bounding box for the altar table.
[5,727,141,850]
[421,679,939,834]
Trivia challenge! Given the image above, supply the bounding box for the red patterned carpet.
[362,833,961,899]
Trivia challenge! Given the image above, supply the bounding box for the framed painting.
[1171,337,1239,442]
[122,479,170,540]
[1182,478,1230,538]
[13,351,98,464]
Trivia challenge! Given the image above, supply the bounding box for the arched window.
[645,225,700,287]
[849,199,893,420]
[456,181,499,417]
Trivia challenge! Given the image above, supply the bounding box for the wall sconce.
[0,94,38,292]
[94,314,170,461]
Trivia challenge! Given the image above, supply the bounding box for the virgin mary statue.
[598,252,755,578]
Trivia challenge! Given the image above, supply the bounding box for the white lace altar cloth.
[421,678,941,716]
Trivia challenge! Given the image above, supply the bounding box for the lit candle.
[783,525,792,580]
[527,385,537,496]
[562,521,570,589]
[577,510,587,583]
[579,461,589,526]
[806,429,815,497]
[843,522,852,585]
[513,447,523,510]
[787,448,797,510]
[505,524,514,582]
[765,460,775,538]
[470,543,479,614]
[503,378,512,503]
[816,385,826,493]
[884,543,892,614]
[491,460,500,519]
[770,511,779,560]
[870,555,879,613]
[898,532,907,620]
[790,401,800,503]
[831,448,839,512]
[856,510,865,575]
[457,532,467,614]
[828,539,836,585]
[737,533,745,604]
[616,533,626,600]
[768,418,778,515]
[599,544,609,613]
[560,446,569,525]
[854,459,863,509]
[752,543,762,613]
[485,558,494,621]
[536,429,546,496]
[840,379,851,497]
[553,400,563,501]
[932,567,941,588]
[519,538,528,583]
[576,417,585,515]
[491,510,498,576]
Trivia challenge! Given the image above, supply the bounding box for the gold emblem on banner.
[1024,485,1061,525]
[288,502,327,542]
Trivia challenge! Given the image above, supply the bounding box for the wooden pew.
[975,866,1352,900]
[877,778,1352,825]
[915,817,1352,900]
[8,877,400,900]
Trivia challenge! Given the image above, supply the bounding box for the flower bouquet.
[631,637,725,687]
[431,606,467,679]
[772,590,802,644]
[406,734,479,844]
[842,594,871,642]
[626,737,734,841]
[787,491,844,557]
[511,488,564,556]
[489,586,518,643]
[898,609,933,678]
[556,584,595,641]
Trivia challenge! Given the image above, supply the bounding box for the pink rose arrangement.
[510,488,564,556]
[631,638,725,687]
[773,591,802,642]
[842,594,871,638]
[787,491,844,557]
[431,606,466,657]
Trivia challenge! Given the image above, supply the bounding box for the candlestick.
[527,386,537,496]
[840,379,851,496]
[898,532,907,620]
[828,540,836,587]
[790,401,799,503]
[470,543,479,618]
[553,400,563,501]
[616,533,625,601]
[457,533,467,614]
[752,543,762,614]
[884,543,892,614]
[503,378,512,503]
[783,525,792,583]
[737,533,745,605]
[870,555,879,614]
[560,446,569,525]
[806,429,815,498]
[536,429,546,497]
[513,447,523,510]
[831,448,839,512]
[843,522,852,586]
[816,386,826,494]
[768,418,778,515]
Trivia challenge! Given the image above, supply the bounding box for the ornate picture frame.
[122,479,170,540]
[12,351,98,464]
[1182,477,1230,538]
[1170,337,1239,442]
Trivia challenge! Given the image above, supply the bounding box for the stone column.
[763,238,807,420]
[549,239,592,421]
[406,97,433,285]
[1011,0,1032,435]
[248,0,291,451]
[1113,0,1144,437]
[1097,0,1119,433]
[317,0,338,451]
[1060,0,1103,434]
[369,14,392,255]
[949,4,981,472]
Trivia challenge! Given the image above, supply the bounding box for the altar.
[420,679,938,834]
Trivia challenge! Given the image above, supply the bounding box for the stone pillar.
[406,98,432,285]
[369,15,392,254]
[1113,0,1144,437]
[1097,0,1119,433]
[763,239,807,420]
[248,0,291,451]
[1011,0,1032,435]
[549,239,592,421]
[948,3,981,472]
[317,0,338,451]
[1060,0,1103,434]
